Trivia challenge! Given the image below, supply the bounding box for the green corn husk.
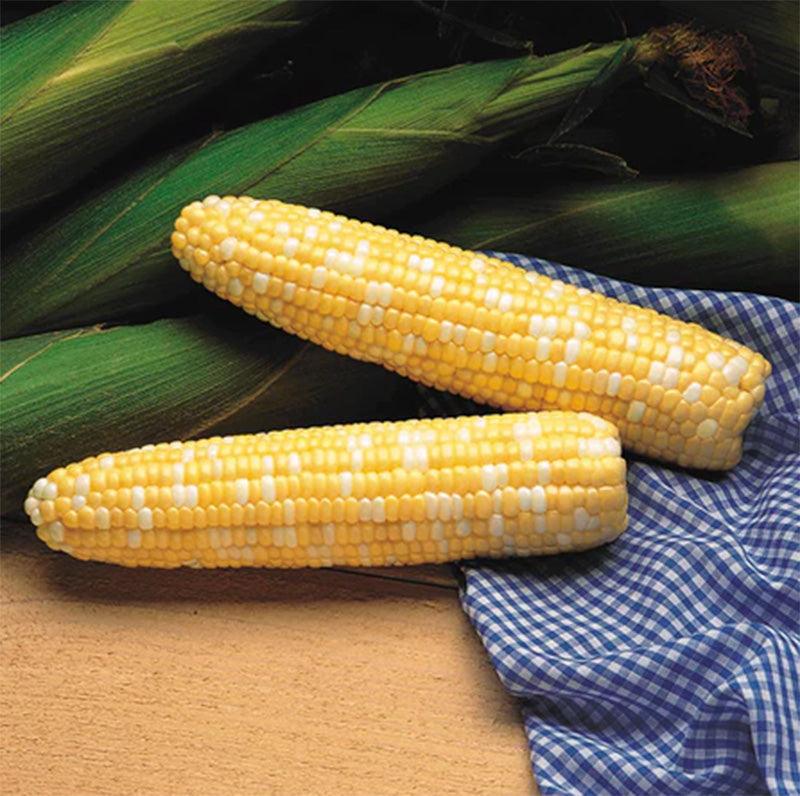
[0,0,324,213]
[666,1,799,89]
[413,161,799,299]
[0,47,610,337]
[2,27,752,339]
[0,310,410,513]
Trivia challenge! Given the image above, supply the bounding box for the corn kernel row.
[25,412,628,568]
[172,197,771,470]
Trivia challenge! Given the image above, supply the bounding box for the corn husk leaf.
[411,0,535,53]
[548,39,637,143]
[0,46,609,336]
[3,28,753,339]
[413,161,799,298]
[0,0,323,213]
[0,310,411,513]
[515,143,638,179]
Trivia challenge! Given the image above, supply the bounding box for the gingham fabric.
[422,255,799,795]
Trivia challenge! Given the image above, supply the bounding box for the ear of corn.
[174,197,771,471]
[0,0,324,213]
[2,27,751,338]
[24,412,628,568]
[413,161,800,300]
[0,313,410,513]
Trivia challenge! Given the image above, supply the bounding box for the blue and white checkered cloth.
[445,255,799,795]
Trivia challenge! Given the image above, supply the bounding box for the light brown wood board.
[1,527,537,795]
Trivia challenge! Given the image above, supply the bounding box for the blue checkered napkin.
[454,256,800,796]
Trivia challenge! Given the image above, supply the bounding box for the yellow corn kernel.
[26,412,627,568]
[175,197,771,470]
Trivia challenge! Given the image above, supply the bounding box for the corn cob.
[172,197,771,470]
[24,413,627,568]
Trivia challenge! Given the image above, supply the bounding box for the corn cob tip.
[171,196,771,471]
[23,412,628,569]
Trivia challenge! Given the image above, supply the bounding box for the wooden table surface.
[1,526,536,795]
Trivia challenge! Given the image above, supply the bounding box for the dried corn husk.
[666,1,798,89]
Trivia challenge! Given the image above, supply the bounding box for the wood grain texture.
[0,528,536,795]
